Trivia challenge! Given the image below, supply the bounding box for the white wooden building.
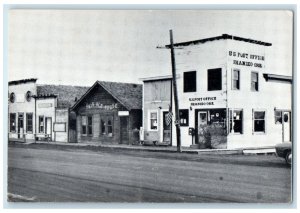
[141,34,292,149]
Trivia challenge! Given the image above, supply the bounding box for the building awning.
[263,73,292,83]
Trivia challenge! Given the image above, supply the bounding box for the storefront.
[71,81,142,144]
[141,34,292,149]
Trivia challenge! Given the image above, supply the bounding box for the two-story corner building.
[141,34,292,149]
[8,79,88,143]
[71,81,143,144]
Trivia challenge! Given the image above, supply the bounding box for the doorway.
[197,111,208,144]
[18,113,24,139]
[162,111,171,143]
[120,117,129,144]
[45,117,52,140]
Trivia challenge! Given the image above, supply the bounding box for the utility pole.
[169,29,182,153]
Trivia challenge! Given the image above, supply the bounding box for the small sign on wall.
[54,123,66,132]
[118,111,129,116]
[38,103,53,108]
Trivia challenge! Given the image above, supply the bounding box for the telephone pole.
[169,30,182,153]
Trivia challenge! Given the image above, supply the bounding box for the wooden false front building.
[71,81,142,144]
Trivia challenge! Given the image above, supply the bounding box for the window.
[82,115,87,135]
[184,71,196,92]
[232,69,240,90]
[251,72,259,91]
[26,113,33,133]
[39,116,44,133]
[253,111,265,133]
[87,116,93,135]
[179,109,189,126]
[100,115,114,137]
[9,93,15,103]
[208,68,222,91]
[229,110,243,134]
[149,111,158,130]
[26,91,32,102]
[275,110,282,124]
[10,113,16,132]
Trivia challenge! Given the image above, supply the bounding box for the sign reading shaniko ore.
[189,97,217,106]
[86,102,118,110]
[228,51,265,68]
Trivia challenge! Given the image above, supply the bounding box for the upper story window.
[251,72,259,91]
[26,91,32,102]
[183,71,197,92]
[9,92,15,103]
[208,68,222,91]
[232,69,240,90]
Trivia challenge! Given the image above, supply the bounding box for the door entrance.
[197,111,207,144]
[162,111,171,143]
[18,113,24,139]
[120,117,129,144]
[283,111,291,142]
[45,117,52,140]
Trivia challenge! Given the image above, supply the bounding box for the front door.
[18,113,24,139]
[45,117,52,140]
[283,111,291,142]
[162,111,171,143]
[120,117,129,144]
[197,111,207,144]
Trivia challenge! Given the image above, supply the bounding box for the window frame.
[179,109,189,126]
[100,115,114,137]
[252,109,266,134]
[183,71,197,93]
[274,110,283,125]
[148,110,158,131]
[207,68,222,91]
[232,69,240,90]
[10,113,16,132]
[39,116,44,133]
[87,115,93,136]
[251,72,259,92]
[229,109,243,134]
[26,113,33,133]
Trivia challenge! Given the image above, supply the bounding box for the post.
[169,30,182,152]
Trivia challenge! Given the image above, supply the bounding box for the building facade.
[71,81,142,144]
[8,79,88,142]
[142,34,292,149]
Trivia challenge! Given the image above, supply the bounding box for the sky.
[8,10,293,86]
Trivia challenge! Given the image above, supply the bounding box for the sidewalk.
[9,139,275,155]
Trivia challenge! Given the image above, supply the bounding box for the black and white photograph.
[5,7,294,205]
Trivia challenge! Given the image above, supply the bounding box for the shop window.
[100,116,114,137]
[184,71,196,92]
[232,69,240,90]
[82,116,87,135]
[253,111,265,133]
[251,72,259,91]
[275,110,282,124]
[179,109,189,126]
[26,113,33,133]
[149,111,158,130]
[39,116,44,133]
[209,109,226,125]
[87,116,93,135]
[208,68,222,91]
[10,113,16,132]
[229,110,243,134]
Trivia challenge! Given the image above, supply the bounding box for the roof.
[9,78,37,86]
[165,34,272,48]
[72,81,143,111]
[36,84,89,108]
[263,73,292,83]
[140,75,173,82]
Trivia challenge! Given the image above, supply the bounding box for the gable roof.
[165,34,272,48]
[36,84,89,108]
[71,81,143,111]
